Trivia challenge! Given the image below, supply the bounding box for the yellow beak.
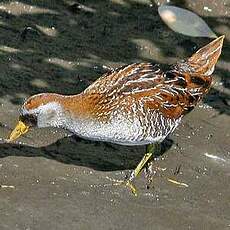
[8,120,30,142]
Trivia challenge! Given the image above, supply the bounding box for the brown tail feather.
[187,35,224,75]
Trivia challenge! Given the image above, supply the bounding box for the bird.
[8,35,224,195]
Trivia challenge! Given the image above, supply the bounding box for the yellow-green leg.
[125,143,159,196]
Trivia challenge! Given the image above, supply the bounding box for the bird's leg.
[125,143,158,196]
[129,144,155,181]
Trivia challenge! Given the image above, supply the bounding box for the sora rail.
[9,36,224,195]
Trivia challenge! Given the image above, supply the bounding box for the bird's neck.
[59,93,99,119]
[35,92,107,131]
[50,93,108,135]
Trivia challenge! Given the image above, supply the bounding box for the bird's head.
[8,93,64,142]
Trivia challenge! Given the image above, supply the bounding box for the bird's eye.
[19,114,37,127]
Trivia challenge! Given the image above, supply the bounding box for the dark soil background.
[0,0,229,229]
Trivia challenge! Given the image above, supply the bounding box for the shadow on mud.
[0,136,173,171]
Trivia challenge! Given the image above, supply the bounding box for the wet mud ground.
[0,0,229,229]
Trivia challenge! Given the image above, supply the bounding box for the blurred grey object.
[158,5,217,38]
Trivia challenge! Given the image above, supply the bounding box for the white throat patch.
[27,102,64,128]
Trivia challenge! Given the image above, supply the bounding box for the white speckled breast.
[63,101,181,146]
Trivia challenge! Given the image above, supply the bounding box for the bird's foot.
[105,145,155,196]
[122,152,153,196]
[105,176,138,196]
[124,179,138,196]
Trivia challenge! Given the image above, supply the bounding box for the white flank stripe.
[154,95,164,101]
[160,88,175,96]
[164,79,178,83]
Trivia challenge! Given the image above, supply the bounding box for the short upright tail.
[176,35,224,76]
[187,35,224,75]
[168,36,225,114]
